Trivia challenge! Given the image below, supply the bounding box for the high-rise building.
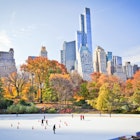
[0,48,17,77]
[40,46,47,58]
[133,64,139,74]
[106,51,112,62]
[93,46,107,74]
[76,8,93,81]
[106,51,113,75]
[112,56,126,81]
[28,46,48,60]
[123,62,133,79]
[61,41,76,72]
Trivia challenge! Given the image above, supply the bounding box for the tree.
[77,82,89,100]
[0,77,4,99]
[70,71,83,92]
[132,70,140,92]
[20,57,67,103]
[49,74,73,107]
[131,89,140,109]
[96,82,122,117]
[125,79,133,97]
[4,72,28,99]
[43,76,56,102]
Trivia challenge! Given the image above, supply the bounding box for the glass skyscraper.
[76,8,92,53]
[76,8,93,81]
[61,41,76,72]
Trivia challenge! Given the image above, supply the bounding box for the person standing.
[80,115,83,120]
[41,119,44,125]
[53,124,56,134]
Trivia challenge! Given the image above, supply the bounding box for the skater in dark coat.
[53,124,56,134]
[41,119,44,125]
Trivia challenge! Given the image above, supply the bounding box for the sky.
[0,114,140,140]
[0,0,140,66]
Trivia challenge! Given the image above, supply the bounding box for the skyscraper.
[93,46,107,74]
[61,41,76,72]
[113,56,126,81]
[123,62,133,79]
[40,46,47,58]
[76,8,93,81]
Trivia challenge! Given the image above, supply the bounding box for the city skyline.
[0,0,140,66]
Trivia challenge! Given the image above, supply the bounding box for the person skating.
[53,124,56,134]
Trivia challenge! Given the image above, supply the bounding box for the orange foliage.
[125,79,133,96]
[132,70,140,91]
[91,72,101,82]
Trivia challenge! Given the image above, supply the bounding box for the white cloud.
[0,31,13,50]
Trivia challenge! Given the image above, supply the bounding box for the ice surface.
[0,114,139,140]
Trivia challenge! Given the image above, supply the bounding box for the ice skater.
[41,119,44,125]
[46,120,48,125]
[53,124,56,134]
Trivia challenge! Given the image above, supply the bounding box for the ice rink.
[0,114,140,140]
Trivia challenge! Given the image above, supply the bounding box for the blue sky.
[0,0,140,66]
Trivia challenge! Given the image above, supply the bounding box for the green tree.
[78,82,89,100]
[131,89,140,109]
[43,76,57,102]
[96,83,121,117]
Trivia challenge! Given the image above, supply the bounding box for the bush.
[73,99,86,106]
[19,99,31,106]
[81,103,92,109]
[26,105,39,113]
[6,103,39,114]
[7,104,26,114]
[0,99,13,109]
[47,108,57,113]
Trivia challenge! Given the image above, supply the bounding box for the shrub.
[6,103,39,114]
[73,99,86,106]
[47,108,57,113]
[0,99,13,109]
[19,99,31,106]
[26,105,39,113]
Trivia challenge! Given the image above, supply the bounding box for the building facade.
[61,41,76,72]
[123,62,133,79]
[0,48,17,77]
[112,56,126,81]
[40,46,47,58]
[93,46,107,74]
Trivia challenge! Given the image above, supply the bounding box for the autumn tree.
[20,57,67,103]
[95,73,124,116]
[124,79,133,97]
[129,70,140,111]
[132,70,140,92]
[70,71,84,101]
[49,74,73,107]
[70,71,83,92]
[4,72,28,99]
[0,77,4,99]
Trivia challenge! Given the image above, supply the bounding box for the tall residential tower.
[76,8,93,81]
